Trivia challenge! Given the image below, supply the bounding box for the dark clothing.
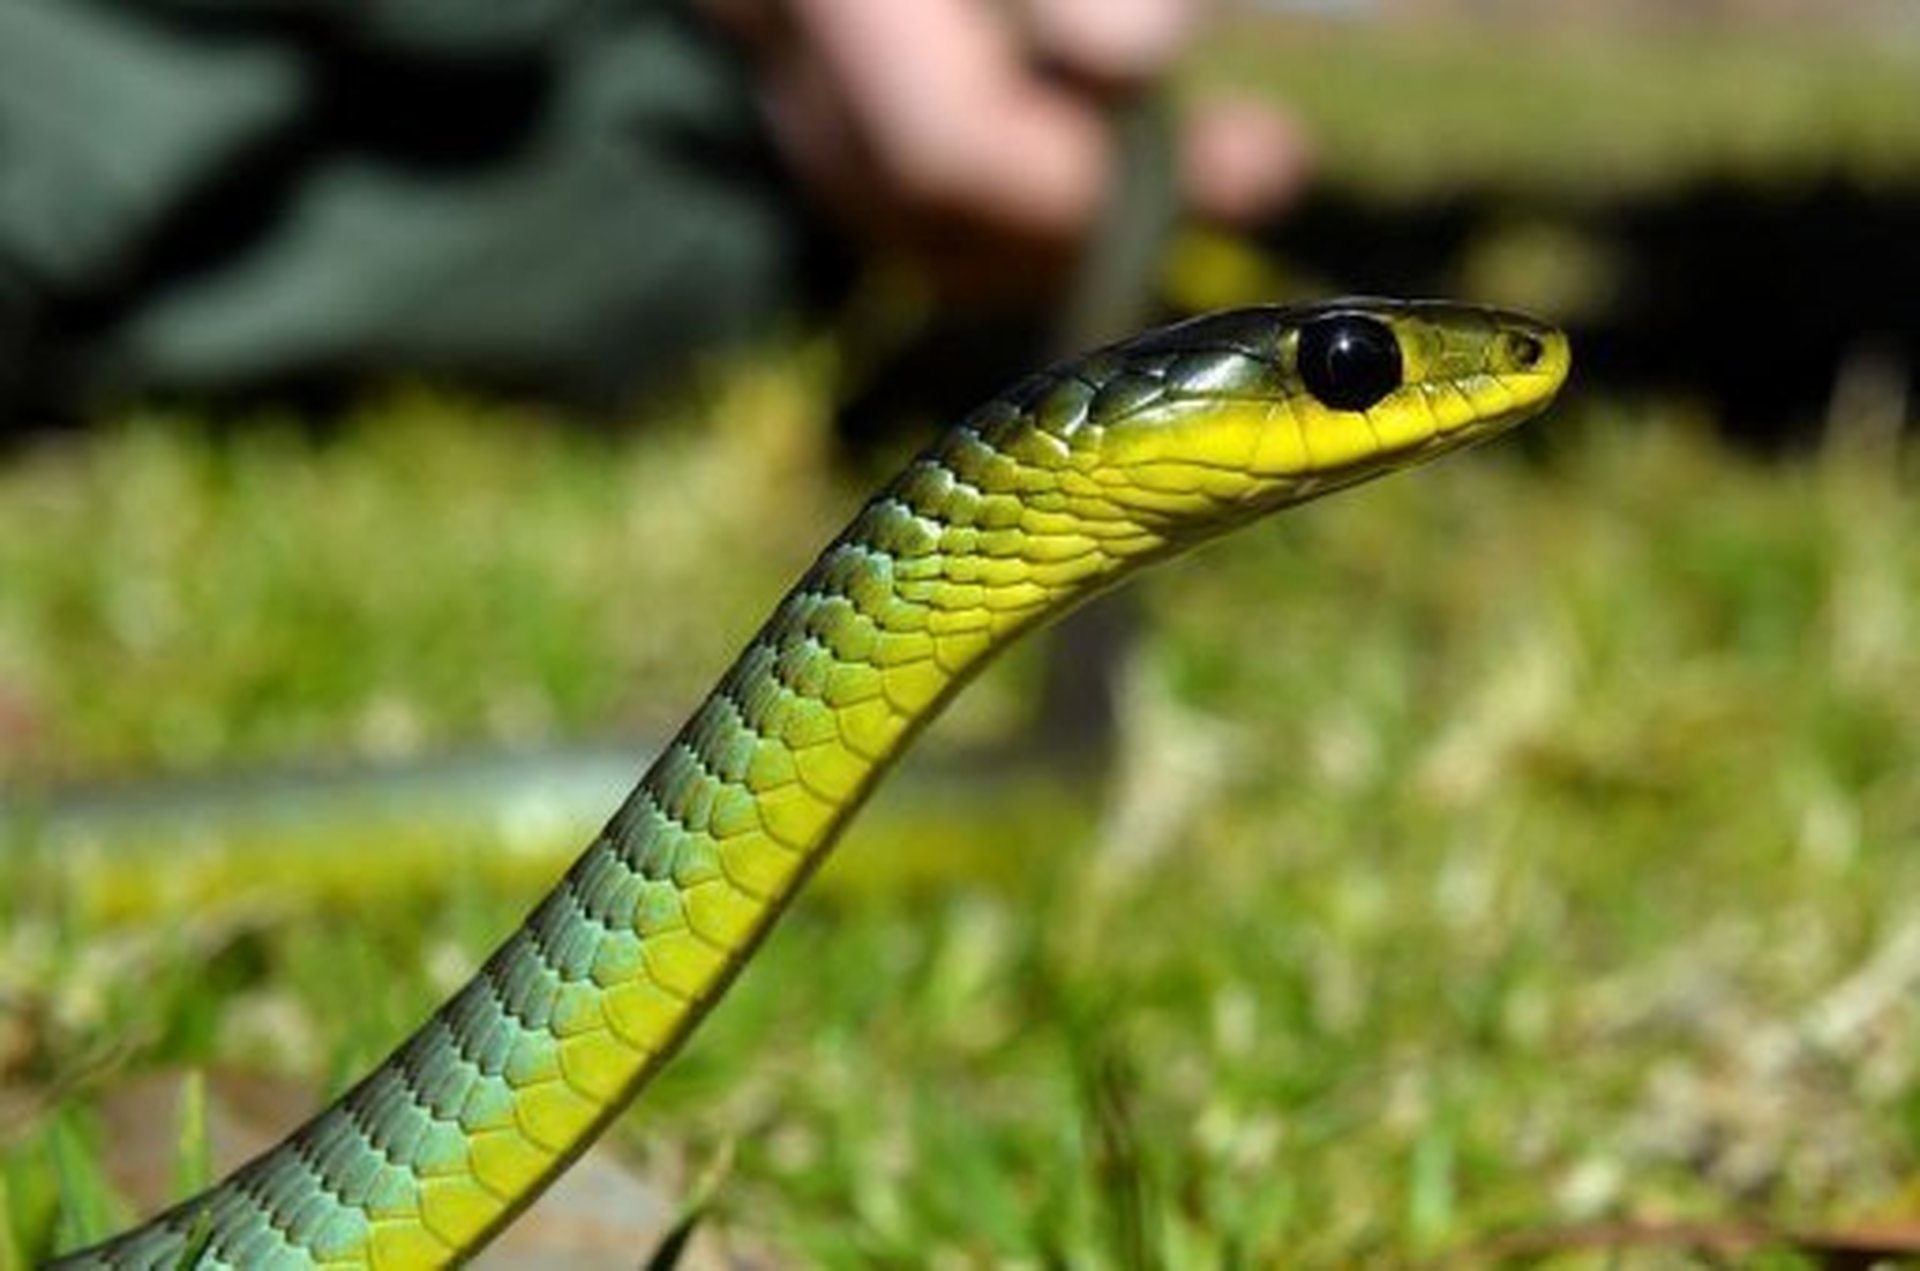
[0,0,844,419]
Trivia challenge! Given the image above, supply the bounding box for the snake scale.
[55,300,1570,1268]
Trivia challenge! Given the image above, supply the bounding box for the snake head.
[994,299,1571,539]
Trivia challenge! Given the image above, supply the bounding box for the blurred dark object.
[1585,182,1920,442]
[0,0,849,424]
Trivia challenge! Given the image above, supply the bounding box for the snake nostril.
[1507,332,1545,371]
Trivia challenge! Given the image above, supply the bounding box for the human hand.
[705,0,1312,306]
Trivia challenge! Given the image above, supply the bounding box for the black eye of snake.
[1297,314,1403,412]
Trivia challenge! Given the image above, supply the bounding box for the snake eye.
[1297,314,1403,412]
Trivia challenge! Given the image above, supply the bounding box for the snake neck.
[586,417,1167,975]
[63,421,1158,1271]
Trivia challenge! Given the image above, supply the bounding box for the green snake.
[55,300,1570,1268]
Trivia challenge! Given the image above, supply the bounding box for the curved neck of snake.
[75,436,1164,1269]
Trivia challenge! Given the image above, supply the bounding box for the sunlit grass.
[1197,19,1920,197]
[3,373,1919,1264]
[0,362,847,783]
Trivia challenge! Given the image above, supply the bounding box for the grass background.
[6,11,1920,1268]
[7,384,1919,1266]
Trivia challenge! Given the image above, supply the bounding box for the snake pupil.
[1297,314,1403,412]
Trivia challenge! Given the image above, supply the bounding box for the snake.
[53,299,1570,1268]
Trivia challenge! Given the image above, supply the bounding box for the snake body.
[56,300,1569,1268]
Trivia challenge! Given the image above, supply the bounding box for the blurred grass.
[1196,18,1920,197]
[3,359,1920,1264]
[0,362,849,783]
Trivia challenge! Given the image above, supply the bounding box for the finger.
[1023,0,1201,86]
[1180,96,1316,226]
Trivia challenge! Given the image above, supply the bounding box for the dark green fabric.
[0,0,841,420]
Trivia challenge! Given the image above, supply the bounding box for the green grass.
[4,370,1920,1265]
[1195,18,1920,197]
